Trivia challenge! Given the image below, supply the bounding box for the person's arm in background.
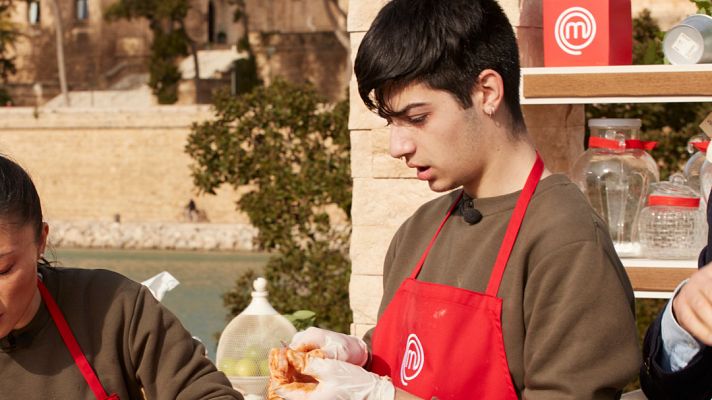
[639,188,712,400]
[128,285,243,400]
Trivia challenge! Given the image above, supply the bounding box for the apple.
[242,344,265,360]
[235,358,259,376]
[219,358,240,376]
[258,359,270,376]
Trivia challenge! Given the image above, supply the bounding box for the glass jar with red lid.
[637,174,707,259]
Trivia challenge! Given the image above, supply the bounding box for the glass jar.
[683,134,709,194]
[571,118,660,257]
[216,277,296,398]
[638,175,706,259]
[700,147,712,203]
[701,160,712,203]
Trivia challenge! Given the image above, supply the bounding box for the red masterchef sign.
[543,0,632,66]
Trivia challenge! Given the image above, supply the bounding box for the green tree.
[225,0,260,95]
[186,80,352,333]
[105,0,195,104]
[0,0,17,103]
[691,0,712,15]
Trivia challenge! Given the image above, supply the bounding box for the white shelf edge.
[621,258,697,269]
[521,64,712,75]
[521,96,712,105]
[634,291,673,299]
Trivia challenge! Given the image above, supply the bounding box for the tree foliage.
[186,80,352,333]
[586,9,712,181]
[105,0,190,104]
[226,0,261,95]
[0,0,17,104]
[691,0,712,15]
[0,0,16,78]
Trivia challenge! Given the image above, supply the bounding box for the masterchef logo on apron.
[400,333,424,386]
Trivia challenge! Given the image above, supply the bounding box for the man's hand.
[672,265,712,346]
[289,327,369,366]
[275,357,394,400]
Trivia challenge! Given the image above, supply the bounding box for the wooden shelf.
[519,65,708,297]
[621,258,697,299]
[520,64,712,105]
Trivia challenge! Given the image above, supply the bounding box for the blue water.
[53,248,268,360]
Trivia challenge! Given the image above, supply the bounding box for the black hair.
[354,0,526,132]
[0,155,44,242]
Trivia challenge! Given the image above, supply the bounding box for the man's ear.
[474,69,505,116]
[38,222,49,256]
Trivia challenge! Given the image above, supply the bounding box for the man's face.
[0,222,46,338]
[384,82,489,193]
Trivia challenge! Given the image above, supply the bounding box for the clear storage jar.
[701,156,712,204]
[638,176,706,259]
[682,135,709,194]
[571,118,660,257]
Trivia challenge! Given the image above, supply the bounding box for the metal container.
[663,14,712,65]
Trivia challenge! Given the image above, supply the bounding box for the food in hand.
[267,344,325,400]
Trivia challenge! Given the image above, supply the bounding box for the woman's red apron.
[37,278,119,400]
[370,155,544,400]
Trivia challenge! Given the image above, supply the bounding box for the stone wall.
[49,221,257,251]
[0,106,250,230]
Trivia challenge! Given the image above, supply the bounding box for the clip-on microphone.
[462,199,482,225]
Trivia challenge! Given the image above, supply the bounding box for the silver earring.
[485,107,495,117]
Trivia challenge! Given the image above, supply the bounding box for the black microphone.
[462,199,483,225]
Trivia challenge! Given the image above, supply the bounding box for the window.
[76,0,88,21]
[208,1,216,43]
[27,0,40,25]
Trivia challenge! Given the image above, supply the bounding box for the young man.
[277,1,640,399]
[640,192,712,399]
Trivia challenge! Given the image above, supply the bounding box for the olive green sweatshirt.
[0,265,243,400]
[366,174,641,399]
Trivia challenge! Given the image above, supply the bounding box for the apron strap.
[485,154,544,297]
[410,192,464,279]
[37,278,116,400]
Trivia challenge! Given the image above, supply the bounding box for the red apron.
[371,155,544,400]
[37,278,120,400]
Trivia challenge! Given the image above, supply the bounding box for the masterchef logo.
[554,6,597,55]
[400,334,424,386]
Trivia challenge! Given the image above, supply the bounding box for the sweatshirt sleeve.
[127,286,243,400]
[521,227,641,400]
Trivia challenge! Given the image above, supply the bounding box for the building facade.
[4,0,349,105]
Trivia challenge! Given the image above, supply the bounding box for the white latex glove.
[290,327,369,366]
[275,357,395,400]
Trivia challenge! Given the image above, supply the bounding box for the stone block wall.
[0,106,250,226]
[347,0,587,336]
